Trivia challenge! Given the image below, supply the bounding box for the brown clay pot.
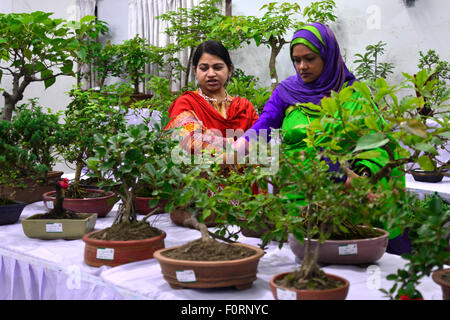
[135,197,168,215]
[170,208,217,228]
[82,230,166,267]
[270,272,349,300]
[153,243,264,290]
[432,268,450,300]
[0,171,64,204]
[42,189,118,218]
[288,227,389,265]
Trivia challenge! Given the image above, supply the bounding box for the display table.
[0,200,446,300]
[405,174,450,202]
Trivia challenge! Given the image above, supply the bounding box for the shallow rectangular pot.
[22,213,97,240]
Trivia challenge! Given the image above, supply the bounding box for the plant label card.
[96,248,115,260]
[176,270,196,283]
[338,244,358,256]
[46,201,54,210]
[276,288,297,300]
[45,223,63,233]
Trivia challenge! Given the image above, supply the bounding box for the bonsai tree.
[0,12,96,121]
[352,41,395,84]
[58,85,128,198]
[380,193,450,300]
[85,112,181,238]
[113,35,164,95]
[0,99,65,189]
[213,0,337,88]
[415,49,450,116]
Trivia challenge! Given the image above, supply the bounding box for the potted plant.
[0,12,96,121]
[43,86,127,217]
[153,163,265,290]
[380,193,450,300]
[111,35,164,100]
[0,198,27,226]
[82,112,179,267]
[0,100,65,203]
[21,178,97,240]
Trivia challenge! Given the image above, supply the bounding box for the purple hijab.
[277,22,357,106]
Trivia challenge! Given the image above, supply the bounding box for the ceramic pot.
[22,213,97,240]
[288,227,389,265]
[0,171,64,204]
[170,208,217,228]
[432,268,450,300]
[135,197,168,215]
[0,200,27,225]
[82,230,166,267]
[411,169,444,183]
[153,243,264,290]
[270,272,349,300]
[43,189,118,218]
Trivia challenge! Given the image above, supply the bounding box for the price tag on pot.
[338,244,358,256]
[46,223,63,233]
[96,248,115,261]
[276,288,296,300]
[176,270,196,283]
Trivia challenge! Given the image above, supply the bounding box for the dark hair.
[192,40,233,69]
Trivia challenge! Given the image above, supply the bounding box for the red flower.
[58,178,69,189]
[400,295,411,300]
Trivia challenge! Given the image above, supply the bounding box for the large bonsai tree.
[0,12,98,121]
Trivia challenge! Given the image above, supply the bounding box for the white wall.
[231,0,450,88]
[96,0,128,44]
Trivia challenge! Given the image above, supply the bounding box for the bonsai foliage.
[226,69,272,115]
[113,35,164,94]
[0,12,94,121]
[58,86,128,197]
[0,100,64,186]
[66,16,110,88]
[381,193,450,300]
[353,41,395,83]
[86,112,180,228]
[303,76,449,180]
[213,1,337,88]
[415,49,450,116]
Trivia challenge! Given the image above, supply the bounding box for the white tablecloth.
[0,199,446,300]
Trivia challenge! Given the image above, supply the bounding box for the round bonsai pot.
[82,230,166,267]
[0,200,26,225]
[170,208,217,228]
[270,272,349,300]
[411,169,444,183]
[135,197,168,215]
[432,268,450,300]
[0,171,64,204]
[43,189,117,218]
[153,243,264,290]
[288,227,389,265]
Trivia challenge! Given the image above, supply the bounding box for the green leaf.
[355,150,382,159]
[44,76,56,89]
[413,143,438,155]
[354,133,389,153]
[417,155,435,171]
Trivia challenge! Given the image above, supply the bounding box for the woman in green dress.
[232,22,411,255]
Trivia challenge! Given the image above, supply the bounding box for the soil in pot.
[270,271,349,300]
[161,238,256,261]
[88,221,162,241]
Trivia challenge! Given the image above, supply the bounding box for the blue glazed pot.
[0,200,26,225]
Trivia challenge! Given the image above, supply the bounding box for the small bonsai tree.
[380,193,450,300]
[0,100,65,189]
[113,35,164,95]
[353,41,395,84]
[0,12,97,121]
[85,112,180,239]
[58,85,128,198]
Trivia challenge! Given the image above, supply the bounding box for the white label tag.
[46,223,63,233]
[277,287,297,300]
[339,244,358,256]
[47,201,54,209]
[96,248,115,260]
[176,270,196,283]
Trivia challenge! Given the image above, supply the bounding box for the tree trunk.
[269,39,282,91]
[184,47,194,88]
[2,91,22,121]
